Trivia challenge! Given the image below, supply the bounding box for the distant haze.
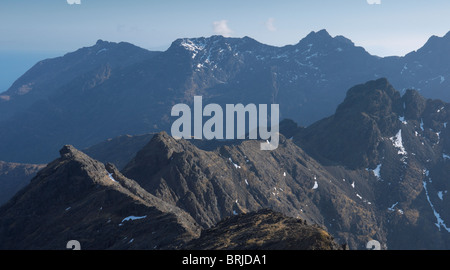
[0,51,64,93]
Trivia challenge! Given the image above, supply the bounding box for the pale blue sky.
[1,0,450,56]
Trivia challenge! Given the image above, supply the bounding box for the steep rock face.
[297,78,403,169]
[183,209,344,250]
[122,132,386,249]
[294,78,450,249]
[0,145,200,250]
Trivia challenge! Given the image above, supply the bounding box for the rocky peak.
[406,31,450,69]
[296,29,364,55]
[302,29,333,42]
[335,78,402,135]
[417,31,450,53]
[59,144,80,159]
[296,78,406,169]
[0,144,201,250]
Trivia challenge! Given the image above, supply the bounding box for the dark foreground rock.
[183,209,344,250]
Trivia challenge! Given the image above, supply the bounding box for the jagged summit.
[59,144,79,158]
[303,29,333,41]
[295,77,450,169]
[335,78,402,121]
[296,29,361,52]
[0,144,200,250]
[406,31,450,62]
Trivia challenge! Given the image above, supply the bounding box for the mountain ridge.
[0,29,449,166]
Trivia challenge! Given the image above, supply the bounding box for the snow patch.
[121,215,147,223]
[400,64,408,75]
[390,129,407,155]
[96,48,108,55]
[229,158,241,169]
[312,181,319,190]
[437,191,447,201]
[373,164,382,180]
[180,39,205,59]
[388,202,399,212]
[108,173,118,183]
[119,215,147,226]
[399,116,407,125]
[423,181,450,232]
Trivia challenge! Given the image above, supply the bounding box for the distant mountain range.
[0,30,450,164]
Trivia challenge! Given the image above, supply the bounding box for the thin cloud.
[367,0,381,4]
[265,18,277,32]
[67,0,81,5]
[213,20,233,37]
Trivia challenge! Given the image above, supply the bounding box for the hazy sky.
[1,0,450,57]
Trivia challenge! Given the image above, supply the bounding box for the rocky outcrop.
[183,209,344,250]
[293,78,450,249]
[0,145,200,250]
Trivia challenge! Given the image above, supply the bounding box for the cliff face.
[294,78,450,249]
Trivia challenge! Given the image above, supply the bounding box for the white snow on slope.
[373,164,382,180]
[229,158,241,169]
[119,215,147,226]
[399,116,407,125]
[108,173,118,183]
[180,39,205,59]
[388,202,399,212]
[423,181,450,233]
[437,191,447,201]
[390,129,407,155]
[96,48,108,55]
